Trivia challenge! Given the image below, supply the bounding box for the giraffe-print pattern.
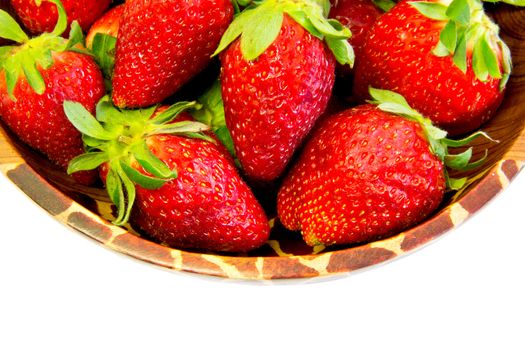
[1,158,522,280]
[1,4,524,281]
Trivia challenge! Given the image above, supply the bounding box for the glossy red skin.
[0,51,105,185]
[85,4,124,49]
[10,0,111,34]
[353,0,504,136]
[101,130,270,253]
[278,105,446,246]
[329,0,383,73]
[220,15,336,182]
[112,0,233,108]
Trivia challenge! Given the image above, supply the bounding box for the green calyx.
[214,0,355,66]
[410,0,512,89]
[191,79,236,159]
[368,87,494,191]
[0,0,86,100]
[89,33,117,90]
[371,0,397,12]
[65,96,211,226]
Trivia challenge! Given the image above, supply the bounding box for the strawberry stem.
[65,96,211,226]
[213,0,354,66]
[368,87,494,191]
[410,0,512,88]
[0,0,91,100]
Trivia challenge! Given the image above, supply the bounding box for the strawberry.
[214,0,354,182]
[85,4,123,49]
[111,0,234,109]
[0,1,105,185]
[65,99,270,252]
[353,0,511,136]
[10,0,110,34]
[329,0,390,73]
[277,88,489,247]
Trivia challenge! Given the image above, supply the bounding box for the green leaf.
[47,0,68,36]
[0,10,29,43]
[184,132,216,143]
[240,8,283,61]
[433,40,452,57]
[472,37,489,81]
[4,66,19,100]
[369,87,410,106]
[447,176,467,191]
[150,101,199,125]
[192,80,237,157]
[446,0,471,25]
[90,33,117,79]
[63,101,116,140]
[409,2,449,20]
[371,0,397,12]
[120,160,168,190]
[318,0,331,17]
[193,80,224,127]
[66,21,85,50]
[442,130,495,147]
[133,141,176,179]
[499,40,512,89]
[82,135,105,149]
[460,149,488,171]
[376,102,417,118]
[21,58,45,95]
[453,33,467,73]
[285,9,323,39]
[325,36,355,66]
[212,6,258,57]
[425,124,448,141]
[0,46,14,60]
[480,33,502,80]
[106,167,125,222]
[67,152,109,174]
[308,16,351,40]
[95,95,128,124]
[215,126,237,157]
[147,121,210,136]
[439,21,458,54]
[444,148,472,169]
[117,166,136,226]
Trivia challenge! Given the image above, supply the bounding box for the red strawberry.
[111,0,234,108]
[85,4,123,49]
[0,4,105,185]
[278,88,489,246]
[215,0,354,182]
[353,0,511,136]
[10,0,110,34]
[329,0,387,73]
[65,100,270,252]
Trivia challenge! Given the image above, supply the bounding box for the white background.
[1,170,524,349]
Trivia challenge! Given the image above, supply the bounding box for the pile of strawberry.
[0,0,521,253]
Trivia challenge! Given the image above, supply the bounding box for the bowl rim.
[1,4,524,280]
[1,120,523,279]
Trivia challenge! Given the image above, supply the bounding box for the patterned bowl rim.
[1,4,524,280]
[1,121,524,280]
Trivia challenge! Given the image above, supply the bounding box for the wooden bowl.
[1,5,524,280]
